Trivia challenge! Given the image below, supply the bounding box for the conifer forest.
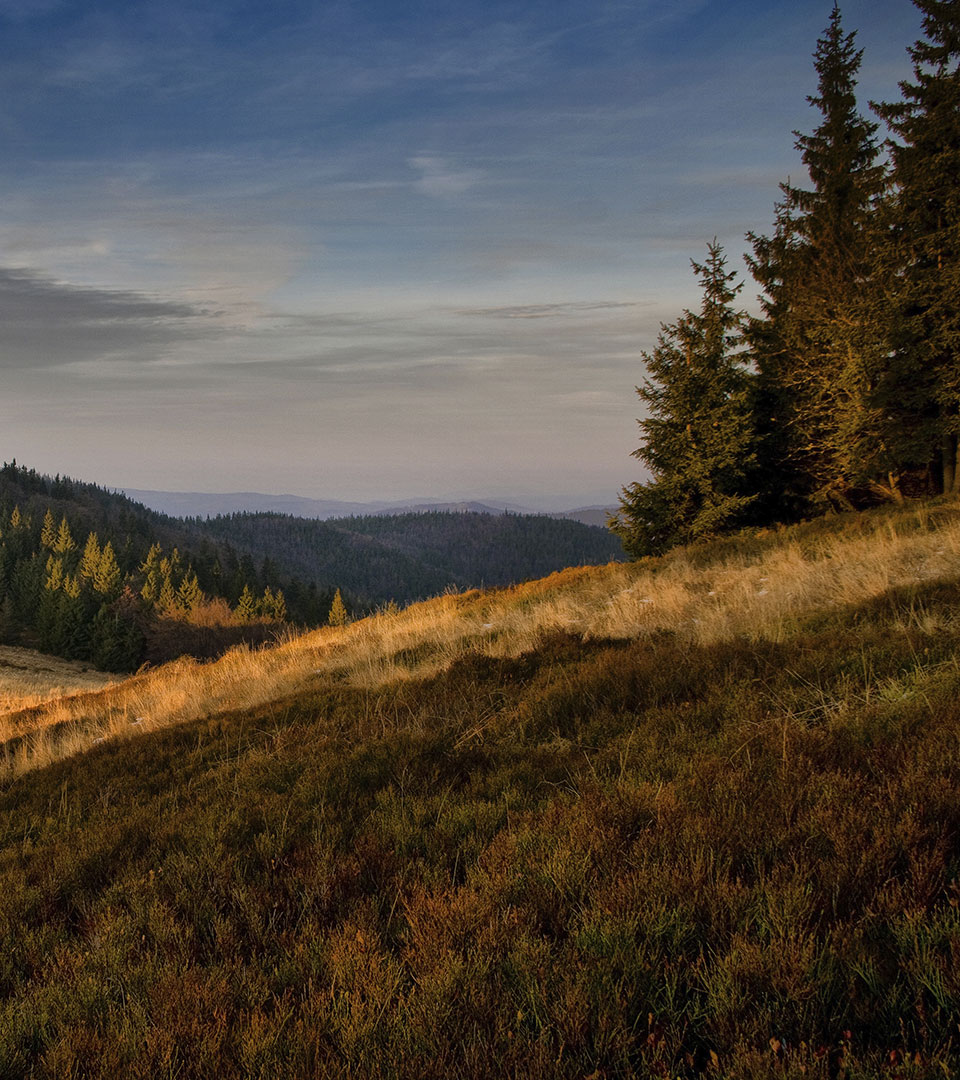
[613,2,960,556]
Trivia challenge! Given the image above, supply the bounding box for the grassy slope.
[0,646,115,714]
[1,504,960,1077]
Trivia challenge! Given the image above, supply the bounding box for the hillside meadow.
[0,646,115,716]
[0,501,959,1076]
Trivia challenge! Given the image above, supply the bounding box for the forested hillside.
[0,463,337,670]
[0,463,623,670]
[198,510,624,605]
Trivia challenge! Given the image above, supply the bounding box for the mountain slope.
[199,510,625,604]
[1,464,621,670]
[1,501,959,1076]
[0,463,330,668]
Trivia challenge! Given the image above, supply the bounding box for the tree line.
[197,509,624,605]
[613,1,959,556]
[0,465,344,670]
[0,465,622,670]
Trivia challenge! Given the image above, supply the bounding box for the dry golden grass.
[0,646,116,716]
[2,501,958,780]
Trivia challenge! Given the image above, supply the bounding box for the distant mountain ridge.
[121,488,615,526]
[0,465,623,671]
[197,510,625,606]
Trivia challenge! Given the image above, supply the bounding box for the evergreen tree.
[259,585,275,619]
[58,575,90,659]
[746,5,889,508]
[90,598,143,672]
[43,554,64,592]
[235,584,257,622]
[139,543,163,604]
[177,570,202,612]
[53,516,76,555]
[9,554,42,624]
[37,557,63,651]
[157,574,178,616]
[327,588,349,627]
[611,242,757,557]
[93,541,121,597]
[272,588,287,623]
[873,0,960,492]
[40,509,56,549]
[79,533,102,581]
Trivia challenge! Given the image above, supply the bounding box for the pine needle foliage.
[873,0,960,493]
[328,587,349,627]
[613,242,757,556]
[746,5,889,509]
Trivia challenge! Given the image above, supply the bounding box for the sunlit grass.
[2,500,957,779]
[0,645,116,716]
[2,500,960,1075]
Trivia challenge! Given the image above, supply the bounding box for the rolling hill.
[120,487,616,525]
[1,501,959,1076]
[0,463,623,671]
[198,509,625,605]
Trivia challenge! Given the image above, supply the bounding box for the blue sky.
[0,0,922,506]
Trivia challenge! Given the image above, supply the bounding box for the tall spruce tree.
[612,242,757,557]
[874,0,960,493]
[746,5,888,509]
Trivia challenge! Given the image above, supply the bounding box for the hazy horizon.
[117,484,616,514]
[0,0,920,501]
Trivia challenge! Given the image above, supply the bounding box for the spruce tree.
[874,0,960,492]
[176,570,202,612]
[612,242,757,557]
[93,541,121,597]
[43,554,64,592]
[138,543,163,604]
[53,516,76,555]
[157,574,178,616]
[235,584,257,622]
[746,5,888,508]
[58,575,90,660]
[260,585,275,619]
[272,589,287,623]
[79,533,102,581]
[37,557,63,651]
[327,588,349,627]
[40,510,56,549]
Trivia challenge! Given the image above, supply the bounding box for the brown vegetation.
[2,500,957,780]
[0,645,115,716]
[1,500,960,1074]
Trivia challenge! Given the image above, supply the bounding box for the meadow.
[1,501,959,1077]
[0,646,115,717]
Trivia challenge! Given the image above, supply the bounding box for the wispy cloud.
[0,267,217,372]
[456,300,643,319]
[409,155,484,199]
[0,0,921,501]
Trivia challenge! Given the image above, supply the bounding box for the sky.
[0,0,923,508]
